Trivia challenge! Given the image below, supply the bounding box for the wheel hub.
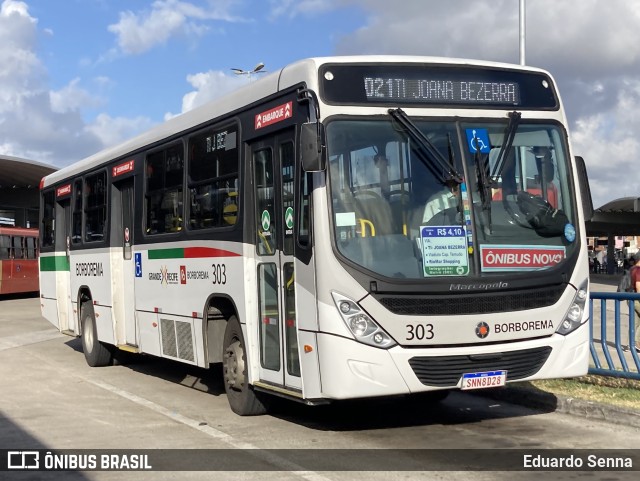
[83,316,94,354]
[223,340,245,390]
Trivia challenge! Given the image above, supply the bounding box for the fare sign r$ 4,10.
[421,226,469,277]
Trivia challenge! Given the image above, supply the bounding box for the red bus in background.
[0,227,39,295]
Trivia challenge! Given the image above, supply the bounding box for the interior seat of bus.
[353,191,394,236]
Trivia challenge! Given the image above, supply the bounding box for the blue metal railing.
[589,291,640,379]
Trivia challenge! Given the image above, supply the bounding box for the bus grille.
[160,318,195,362]
[376,285,565,315]
[408,346,552,387]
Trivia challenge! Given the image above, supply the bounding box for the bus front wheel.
[80,302,113,367]
[222,316,267,416]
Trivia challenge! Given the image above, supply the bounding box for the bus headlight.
[331,292,396,348]
[556,280,588,336]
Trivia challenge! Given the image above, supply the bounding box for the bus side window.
[0,235,9,260]
[145,144,184,235]
[12,236,23,259]
[84,171,107,242]
[187,124,239,230]
[42,190,56,248]
[26,237,36,259]
[72,179,83,244]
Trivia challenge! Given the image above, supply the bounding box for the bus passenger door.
[111,178,137,347]
[55,200,75,333]
[252,129,302,392]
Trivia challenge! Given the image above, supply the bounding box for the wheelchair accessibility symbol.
[465,128,490,154]
[135,253,142,277]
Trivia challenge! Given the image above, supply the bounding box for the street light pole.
[519,0,526,66]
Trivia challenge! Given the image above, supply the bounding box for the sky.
[0,0,639,208]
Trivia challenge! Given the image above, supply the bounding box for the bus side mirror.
[300,122,326,172]
[575,156,594,221]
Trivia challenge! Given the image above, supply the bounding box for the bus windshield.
[326,117,577,279]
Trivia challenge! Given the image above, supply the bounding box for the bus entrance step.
[117,344,140,353]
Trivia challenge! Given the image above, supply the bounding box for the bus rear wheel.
[222,316,267,416]
[80,302,113,367]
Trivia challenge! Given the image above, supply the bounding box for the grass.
[520,375,640,411]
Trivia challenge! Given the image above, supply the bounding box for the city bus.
[39,56,592,415]
[0,226,39,295]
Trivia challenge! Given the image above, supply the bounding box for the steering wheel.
[353,189,382,199]
[387,189,411,204]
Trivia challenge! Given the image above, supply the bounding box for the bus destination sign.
[363,77,519,105]
[320,64,558,109]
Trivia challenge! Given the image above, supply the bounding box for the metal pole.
[519,0,526,65]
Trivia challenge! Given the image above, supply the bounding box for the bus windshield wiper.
[474,139,493,234]
[473,111,520,234]
[489,111,521,183]
[389,108,463,186]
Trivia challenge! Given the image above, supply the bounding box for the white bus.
[39,56,592,415]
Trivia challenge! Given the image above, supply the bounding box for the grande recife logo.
[480,245,566,272]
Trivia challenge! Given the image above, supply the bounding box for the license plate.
[460,370,507,390]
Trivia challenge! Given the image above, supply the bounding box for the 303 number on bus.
[406,323,435,341]
[212,263,227,284]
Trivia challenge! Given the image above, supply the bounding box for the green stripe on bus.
[40,256,70,271]
[148,248,184,260]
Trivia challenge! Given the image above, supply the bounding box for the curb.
[476,385,640,429]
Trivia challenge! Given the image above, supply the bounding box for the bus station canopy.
[586,197,640,236]
[0,155,56,189]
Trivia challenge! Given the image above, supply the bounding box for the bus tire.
[222,316,267,416]
[80,302,113,367]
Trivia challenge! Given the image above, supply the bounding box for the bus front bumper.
[314,321,589,400]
